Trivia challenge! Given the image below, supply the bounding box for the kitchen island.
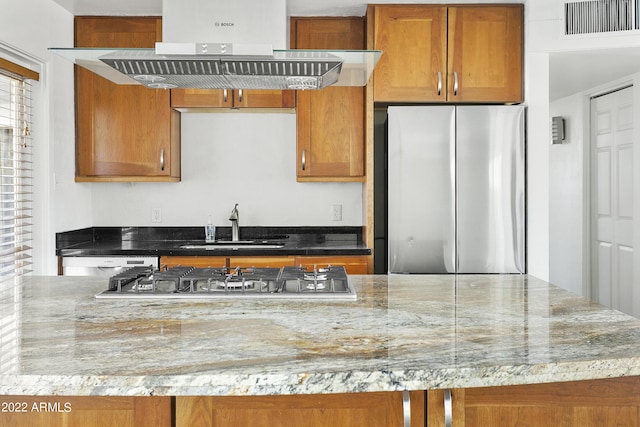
[3,274,640,426]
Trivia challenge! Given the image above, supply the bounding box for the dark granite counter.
[55,226,371,257]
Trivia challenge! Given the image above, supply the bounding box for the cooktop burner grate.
[97,265,355,300]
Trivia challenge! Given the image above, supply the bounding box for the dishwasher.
[62,256,159,276]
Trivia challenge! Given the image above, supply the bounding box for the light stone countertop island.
[3,274,640,426]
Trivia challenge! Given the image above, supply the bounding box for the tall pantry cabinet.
[75,17,181,182]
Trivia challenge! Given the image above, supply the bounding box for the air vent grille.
[565,0,639,34]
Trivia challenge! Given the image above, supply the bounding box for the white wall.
[91,112,364,227]
[1,0,83,275]
[549,92,587,296]
[527,0,640,284]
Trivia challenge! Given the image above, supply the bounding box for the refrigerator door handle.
[449,109,457,273]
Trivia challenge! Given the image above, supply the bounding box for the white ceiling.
[51,0,372,16]
[51,0,640,101]
[549,48,640,101]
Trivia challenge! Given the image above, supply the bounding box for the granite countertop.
[55,226,371,257]
[2,274,640,397]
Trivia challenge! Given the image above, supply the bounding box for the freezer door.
[456,106,525,273]
[387,106,456,273]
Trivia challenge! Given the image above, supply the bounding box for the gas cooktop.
[95,265,356,300]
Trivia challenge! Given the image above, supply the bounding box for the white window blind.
[0,69,34,282]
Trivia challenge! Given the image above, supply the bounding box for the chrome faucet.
[229,203,240,241]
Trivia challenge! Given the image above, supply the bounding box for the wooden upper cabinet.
[373,6,447,102]
[372,4,523,103]
[292,18,366,181]
[448,6,523,103]
[171,89,295,109]
[75,17,181,182]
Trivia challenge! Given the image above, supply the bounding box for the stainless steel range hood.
[50,0,381,90]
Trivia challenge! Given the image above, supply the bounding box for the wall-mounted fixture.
[551,116,566,144]
[50,0,381,90]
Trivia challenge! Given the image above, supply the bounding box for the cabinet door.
[177,392,424,427]
[171,89,233,108]
[171,89,294,109]
[161,256,228,269]
[292,18,366,181]
[372,6,447,102]
[75,17,180,182]
[228,256,296,268]
[428,377,640,426]
[447,5,523,103]
[295,255,369,274]
[0,396,171,427]
[233,89,295,108]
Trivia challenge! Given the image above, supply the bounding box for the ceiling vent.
[565,0,639,35]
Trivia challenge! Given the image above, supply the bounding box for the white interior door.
[590,86,634,315]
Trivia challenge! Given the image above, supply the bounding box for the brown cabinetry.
[291,18,366,181]
[161,256,228,268]
[171,88,295,109]
[161,255,366,274]
[427,377,640,427]
[296,255,368,274]
[176,392,425,427]
[75,17,180,182]
[371,5,523,103]
[229,256,296,268]
[0,396,171,427]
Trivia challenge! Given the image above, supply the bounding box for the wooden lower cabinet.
[161,256,228,268]
[296,255,368,274]
[228,256,296,268]
[176,392,425,427]
[6,378,640,426]
[160,255,368,274]
[0,396,171,427]
[428,376,640,427]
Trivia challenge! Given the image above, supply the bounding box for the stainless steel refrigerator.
[387,105,525,274]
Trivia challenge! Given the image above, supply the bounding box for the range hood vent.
[99,50,343,90]
[50,0,381,90]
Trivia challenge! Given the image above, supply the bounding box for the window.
[0,59,37,282]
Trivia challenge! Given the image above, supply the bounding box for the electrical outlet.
[332,204,342,221]
[151,207,162,223]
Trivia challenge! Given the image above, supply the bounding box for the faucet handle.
[229,203,239,221]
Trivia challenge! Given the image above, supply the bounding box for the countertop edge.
[4,361,640,397]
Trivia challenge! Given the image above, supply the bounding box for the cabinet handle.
[160,149,165,171]
[238,89,243,103]
[223,89,228,103]
[402,391,411,427]
[444,389,452,427]
[301,149,306,171]
[453,72,459,96]
[437,71,442,96]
